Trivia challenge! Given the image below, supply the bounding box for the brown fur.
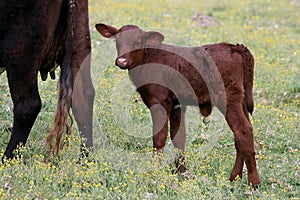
[96,23,260,187]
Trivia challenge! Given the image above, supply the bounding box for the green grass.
[1,0,299,199]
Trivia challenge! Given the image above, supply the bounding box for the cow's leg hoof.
[1,154,12,163]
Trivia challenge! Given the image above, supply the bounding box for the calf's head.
[95,23,164,69]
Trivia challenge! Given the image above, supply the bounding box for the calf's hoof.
[176,164,187,174]
[252,184,259,190]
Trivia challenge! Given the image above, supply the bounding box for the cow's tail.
[47,49,74,154]
[237,44,255,114]
[47,0,75,154]
[46,59,73,154]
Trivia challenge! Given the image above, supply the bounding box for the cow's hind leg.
[70,0,94,152]
[225,96,260,187]
[170,106,186,172]
[4,71,41,159]
[72,54,95,151]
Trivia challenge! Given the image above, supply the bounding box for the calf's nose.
[116,57,128,68]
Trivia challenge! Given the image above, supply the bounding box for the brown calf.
[96,23,260,188]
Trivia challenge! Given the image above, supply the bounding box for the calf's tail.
[239,44,255,114]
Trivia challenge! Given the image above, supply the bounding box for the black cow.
[0,0,95,158]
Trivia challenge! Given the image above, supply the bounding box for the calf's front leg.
[170,106,187,172]
[149,104,169,152]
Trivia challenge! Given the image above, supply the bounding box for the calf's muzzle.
[115,57,129,69]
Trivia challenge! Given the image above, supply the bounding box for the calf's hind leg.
[227,101,253,181]
[225,98,260,187]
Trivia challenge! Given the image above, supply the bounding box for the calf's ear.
[95,23,118,38]
[144,31,164,46]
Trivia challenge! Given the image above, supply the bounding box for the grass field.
[0,0,299,199]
